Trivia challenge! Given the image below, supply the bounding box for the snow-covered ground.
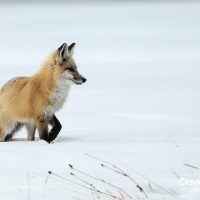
[0,1,200,199]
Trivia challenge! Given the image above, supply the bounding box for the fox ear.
[58,43,69,60]
[68,43,75,56]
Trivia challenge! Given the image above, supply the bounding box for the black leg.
[37,121,49,142]
[47,115,62,143]
[5,122,24,142]
[5,134,13,141]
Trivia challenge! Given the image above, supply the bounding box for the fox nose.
[82,77,87,83]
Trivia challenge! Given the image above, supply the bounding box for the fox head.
[51,43,86,85]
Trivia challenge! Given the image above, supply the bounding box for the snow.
[0,1,200,199]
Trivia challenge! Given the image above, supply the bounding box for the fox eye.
[68,68,75,72]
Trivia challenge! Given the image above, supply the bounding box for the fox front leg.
[47,115,62,143]
[36,115,62,143]
[36,119,49,142]
[26,122,36,141]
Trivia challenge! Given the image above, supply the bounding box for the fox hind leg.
[4,122,24,141]
[0,126,5,142]
[4,133,13,141]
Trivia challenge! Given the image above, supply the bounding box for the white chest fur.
[44,77,71,116]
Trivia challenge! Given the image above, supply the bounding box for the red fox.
[0,43,86,143]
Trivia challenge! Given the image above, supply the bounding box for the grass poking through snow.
[46,154,179,200]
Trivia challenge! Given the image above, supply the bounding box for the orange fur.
[0,52,60,121]
[0,43,86,141]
